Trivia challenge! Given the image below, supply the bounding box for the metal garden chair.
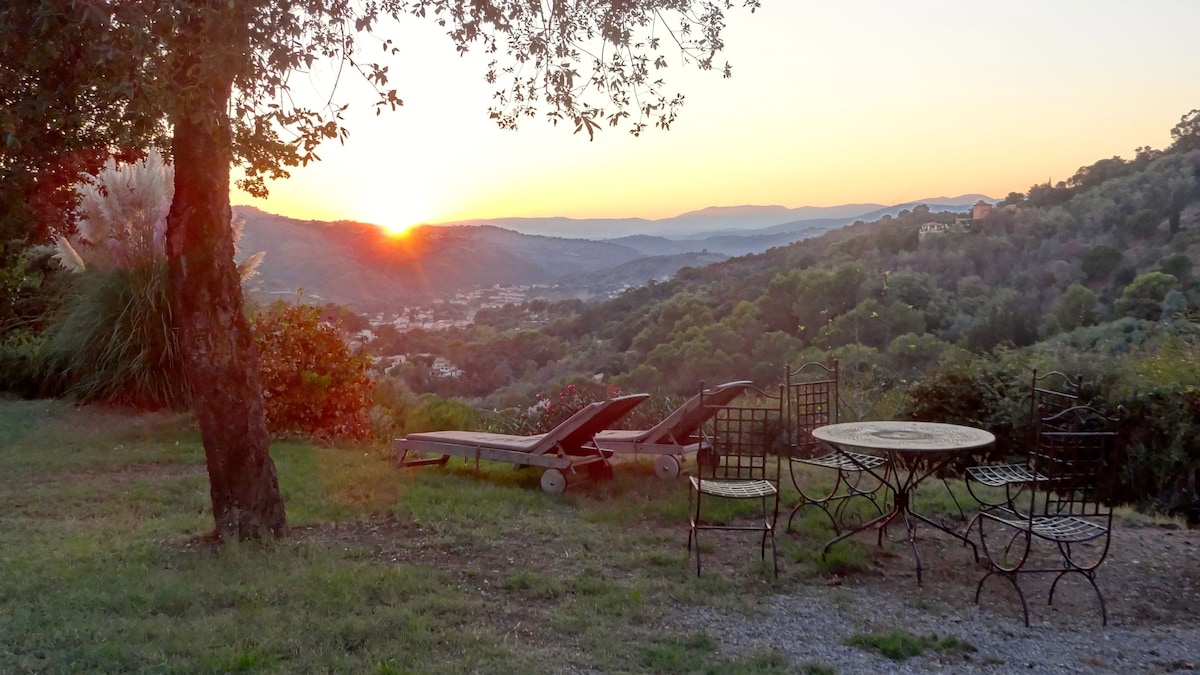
[687,384,784,577]
[784,360,888,534]
[975,404,1120,626]
[962,370,1084,529]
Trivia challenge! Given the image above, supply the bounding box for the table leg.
[822,453,980,586]
[821,507,898,557]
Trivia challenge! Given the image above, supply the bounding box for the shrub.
[0,243,61,397]
[252,301,374,442]
[490,378,621,435]
[897,350,1032,465]
[0,330,49,398]
[369,374,421,440]
[405,394,481,433]
[901,330,1200,524]
[1110,336,1200,523]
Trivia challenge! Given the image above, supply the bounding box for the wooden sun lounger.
[592,381,754,479]
[394,393,649,493]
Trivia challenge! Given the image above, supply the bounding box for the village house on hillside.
[919,199,995,242]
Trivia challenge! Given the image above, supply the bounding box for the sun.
[380,221,414,237]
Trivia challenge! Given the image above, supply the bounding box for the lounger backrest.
[639,380,755,444]
[542,393,651,454]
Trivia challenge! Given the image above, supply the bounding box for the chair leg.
[786,499,838,535]
[687,487,701,576]
[975,569,1031,627]
[693,529,702,577]
[787,462,843,535]
[768,499,779,577]
[1049,569,1108,626]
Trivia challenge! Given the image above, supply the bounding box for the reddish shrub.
[251,301,374,442]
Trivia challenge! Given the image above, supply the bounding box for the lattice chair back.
[697,386,784,482]
[1031,369,1084,428]
[784,359,838,460]
[1032,405,1119,517]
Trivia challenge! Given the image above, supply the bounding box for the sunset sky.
[232,1,1200,234]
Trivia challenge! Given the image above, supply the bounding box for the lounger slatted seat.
[394,393,649,493]
[592,381,754,479]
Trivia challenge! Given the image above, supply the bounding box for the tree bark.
[165,8,287,540]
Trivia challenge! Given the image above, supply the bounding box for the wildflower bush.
[252,301,375,442]
[491,378,622,435]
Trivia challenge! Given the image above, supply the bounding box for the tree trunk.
[165,14,286,540]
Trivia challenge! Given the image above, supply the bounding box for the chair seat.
[690,476,777,499]
[966,463,1046,487]
[984,510,1109,543]
[794,450,886,472]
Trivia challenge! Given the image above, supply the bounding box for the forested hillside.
[376,144,1200,405]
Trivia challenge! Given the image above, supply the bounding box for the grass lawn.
[0,398,964,674]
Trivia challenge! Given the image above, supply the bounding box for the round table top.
[811,421,995,453]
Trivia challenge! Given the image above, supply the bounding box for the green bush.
[897,350,1028,463]
[405,394,481,433]
[1110,336,1200,523]
[1119,388,1200,522]
[0,330,49,398]
[369,374,421,440]
[900,330,1200,524]
[252,301,375,442]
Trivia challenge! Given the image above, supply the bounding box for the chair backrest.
[639,380,755,444]
[1031,369,1084,423]
[1031,405,1120,516]
[697,385,784,481]
[784,360,838,457]
[548,393,650,454]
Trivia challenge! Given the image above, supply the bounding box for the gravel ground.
[674,522,1200,673]
[678,587,1200,673]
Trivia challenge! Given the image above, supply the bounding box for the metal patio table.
[813,421,996,585]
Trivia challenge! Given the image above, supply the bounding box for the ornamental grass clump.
[41,151,263,408]
[41,151,186,407]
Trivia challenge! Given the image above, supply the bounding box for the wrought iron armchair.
[962,370,1084,527]
[687,384,784,576]
[784,360,888,534]
[975,404,1120,626]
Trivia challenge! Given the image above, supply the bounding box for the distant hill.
[233,194,994,312]
[432,195,991,240]
[551,251,729,300]
[234,207,645,312]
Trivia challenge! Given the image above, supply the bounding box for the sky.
[231,1,1200,234]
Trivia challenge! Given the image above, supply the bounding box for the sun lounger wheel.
[654,455,681,480]
[540,468,567,494]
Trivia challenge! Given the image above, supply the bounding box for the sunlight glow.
[229,3,1200,225]
[379,221,413,237]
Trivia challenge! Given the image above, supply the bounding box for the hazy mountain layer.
[233,195,988,311]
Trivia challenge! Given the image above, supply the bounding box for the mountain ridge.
[232,194,992,312]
